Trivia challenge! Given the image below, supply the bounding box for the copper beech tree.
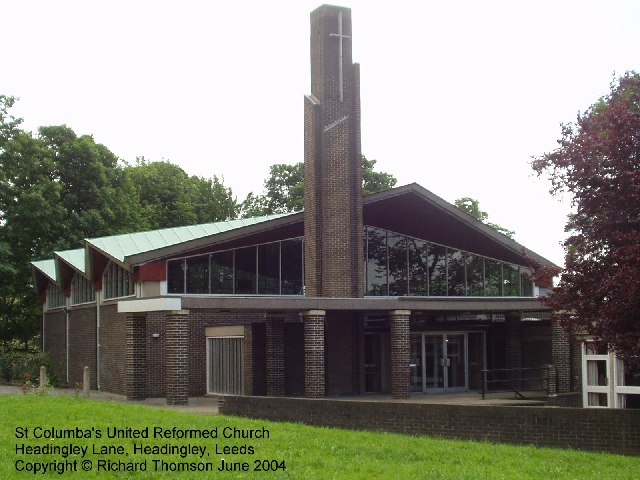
[532,72,640,370]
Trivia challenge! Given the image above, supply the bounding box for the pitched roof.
[55,248,86,273]
[85,214,292,264]
[31,258,57,282]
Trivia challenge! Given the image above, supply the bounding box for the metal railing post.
[481,369,487,400]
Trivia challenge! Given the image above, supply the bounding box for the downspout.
[96,290,101,391]
[64,306,70,385]
[41,302,46,353]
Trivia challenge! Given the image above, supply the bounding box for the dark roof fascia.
[126,212,304,267]
[364,183,558,268]
[31,267,52,294]
[55,253,90,285]
[178,294,550,313]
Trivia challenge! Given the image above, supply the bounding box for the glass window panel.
[521,269,534,297]
[485,259,502,296]
[104,262,134,299]
[467,255,484,296]
[211,251,234,294]
[366,227,388,296]
[235,246,257,294]
[258,242,280,294]
[186,255,209,294]
[72,274,95,304]
[46,283,65,309]
[447,249,466,296]
[587,359,608,386]
[281,238,303,295]
[503,263,521,296]
[585,342,608,355]
[388,233,407,296]
[408,238,428,295]
[428,244,447,296]
[410,335,423,392]
[588,392,608,407]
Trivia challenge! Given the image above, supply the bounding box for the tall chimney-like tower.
[304,5,364,298]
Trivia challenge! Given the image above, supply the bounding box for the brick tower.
[304,5,364,298]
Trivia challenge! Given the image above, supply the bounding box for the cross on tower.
[329,11,351,102]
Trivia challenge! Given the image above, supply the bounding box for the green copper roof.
[31,258,57,281]
[55,248,86,273]
[86,213,292,263]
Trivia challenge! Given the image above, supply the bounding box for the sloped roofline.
[30,181,558,292]
[91,212,303,270]
[364,183,558,268]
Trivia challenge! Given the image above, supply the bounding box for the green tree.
[362,156,397,195]
[125,159,238,229]
[38,125,142,246]
[0,102,144,344]
[0,123,66,344]
[454,197,515,238]
[241,155,397,216]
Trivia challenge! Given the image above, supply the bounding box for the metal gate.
[207,336,244,395]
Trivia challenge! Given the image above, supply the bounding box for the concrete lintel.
[301,309,326,317]
[388,309,411,317]
[118,297,182,313]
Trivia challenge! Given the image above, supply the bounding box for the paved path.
[1,384,548,411]
[0,384,220,415]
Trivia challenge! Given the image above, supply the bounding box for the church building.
[32,5,572,406]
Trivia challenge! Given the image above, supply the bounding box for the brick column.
[551,317,571,393]
[543,364,557,396]
[390,310,411,399]
[302,310,326,398]
[125,313,147,400]
[505,313,523,391]
[266,314,285,396]
[166,310,189,405]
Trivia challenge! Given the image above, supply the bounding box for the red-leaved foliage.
[532,72,640,371]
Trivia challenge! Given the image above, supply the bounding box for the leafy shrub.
[0,350,60,385]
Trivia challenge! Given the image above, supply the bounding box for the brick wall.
[551,319,571,393]
[304,5,363,299]
[146,312,166,397]
[390,311,410,399]
[125,312,147,400]
[325,312,359,395]
[252,323,268,396]
[219,396,640,455]
[100,304,126,395]
[68,305,97,389]
[266,316,285,396]
[165,311,188,405]
[43,310,66,384]
[303,311,325,398]
[284,323,303,396]
[187,310,267,397]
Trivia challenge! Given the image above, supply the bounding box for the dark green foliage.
[241,155,397,216]
[455,197,515,238]
[0,97,239,345]
[0,349,60,385]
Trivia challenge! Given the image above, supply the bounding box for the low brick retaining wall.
[219,396,640,455]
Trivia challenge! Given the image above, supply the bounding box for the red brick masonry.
[219,396,640,456]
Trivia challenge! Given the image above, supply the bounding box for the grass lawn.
[1,395,638,479]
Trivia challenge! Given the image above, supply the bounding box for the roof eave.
[125,211,304,267]
[364,183,559,269]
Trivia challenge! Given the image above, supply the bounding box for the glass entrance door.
[411,333,469,393]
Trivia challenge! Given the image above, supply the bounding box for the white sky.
[4,0,640,267]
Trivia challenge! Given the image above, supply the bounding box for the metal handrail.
[481,367,548,400]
